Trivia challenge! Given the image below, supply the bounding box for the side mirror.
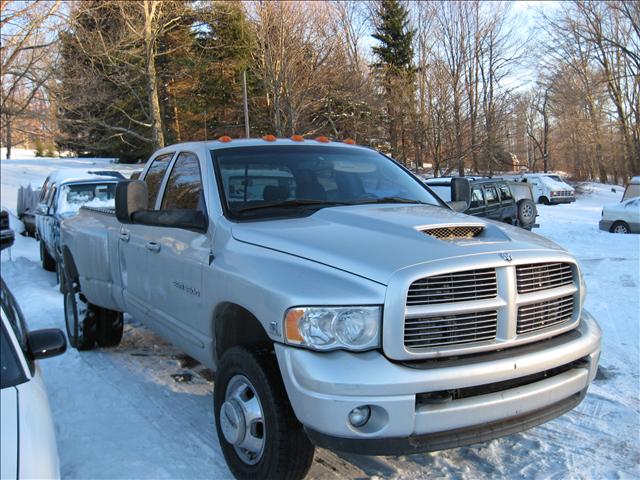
[115,180,148,224]
[28,328,67,360]
[451,178,471,204]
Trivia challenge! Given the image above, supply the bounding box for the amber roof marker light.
[218,136,232,143]
[343,138,356,145]
[291,135,305,142]
[262,134,277,142]
[315,136,330,143]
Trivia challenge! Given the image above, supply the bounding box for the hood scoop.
[419,224,485,241]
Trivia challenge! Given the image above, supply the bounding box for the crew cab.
[423,177,538,230]
[60,139,601,479]
[35,169,123,280]
[519,173,575,205]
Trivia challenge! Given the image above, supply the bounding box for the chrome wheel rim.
[613,224,628,233]
[522,204,534,219]
[220,375,265,465]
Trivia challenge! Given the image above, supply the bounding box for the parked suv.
[35,169,123,282]
[424,177,538,230]
[61,139,601,480]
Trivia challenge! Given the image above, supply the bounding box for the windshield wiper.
[235,199,348,213]
[348,196,428,205]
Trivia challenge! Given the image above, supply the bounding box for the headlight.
[284,306,381,351]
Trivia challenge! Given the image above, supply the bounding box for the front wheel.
[214,347,314,480]
[64,287,97,350]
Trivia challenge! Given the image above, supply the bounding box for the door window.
[499,185,513,201]
[144,153,174,208]
[485,186,500,205]
[161,152,205,212]
[470,187,484,208]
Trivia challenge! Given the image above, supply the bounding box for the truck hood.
[231,204,565,285]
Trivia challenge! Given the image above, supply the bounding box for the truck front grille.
[516,262,574,293]
[404,311,498,349]
[407,268,497,306]
[400,260,579,357]
[517,295,574,334]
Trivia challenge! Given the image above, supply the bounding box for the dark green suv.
[424,177,538,230]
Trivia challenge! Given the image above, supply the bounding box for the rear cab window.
[161,152,206,212]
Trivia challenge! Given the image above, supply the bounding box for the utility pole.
[242,70,250,138]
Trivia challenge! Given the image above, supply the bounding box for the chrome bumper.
[275,310,601,453]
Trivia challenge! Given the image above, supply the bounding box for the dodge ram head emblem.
[500,252,513,262]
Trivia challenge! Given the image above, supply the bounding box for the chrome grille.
[516,262,574,293]
[404,311,498,349]
[517,295,574,334]
[407,268,497,306]
[421,225,484,240]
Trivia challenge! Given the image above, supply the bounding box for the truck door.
[119,152,174,321]
[144,151,210,354]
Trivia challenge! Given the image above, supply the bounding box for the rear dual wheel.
[64,284,123,350]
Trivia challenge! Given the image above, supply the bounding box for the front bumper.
[275,311,601,455]
[550,196,575,204]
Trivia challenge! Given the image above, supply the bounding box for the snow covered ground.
[1,157,639,479]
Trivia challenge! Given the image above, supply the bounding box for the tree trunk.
[143,1,165,150]
[4,114,12,159]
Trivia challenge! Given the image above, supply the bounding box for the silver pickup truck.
[60,139,601,480]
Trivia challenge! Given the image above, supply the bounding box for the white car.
[520,173,575,204]
[1,278,66,479]
[599,197,640,234]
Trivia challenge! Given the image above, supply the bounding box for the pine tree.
[371,0,416,165]
[372,0,414,75]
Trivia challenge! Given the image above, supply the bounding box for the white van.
[520,173,575,205]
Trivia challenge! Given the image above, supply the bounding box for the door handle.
[119,231,130,242]
[145,241,161,253]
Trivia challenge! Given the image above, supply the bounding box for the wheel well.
[61,246,79,283]
[214,303,272,363]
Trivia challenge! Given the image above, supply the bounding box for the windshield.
[57,182,117,215]
[212,145,443,220]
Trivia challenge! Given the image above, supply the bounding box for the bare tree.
[1,0,61,158]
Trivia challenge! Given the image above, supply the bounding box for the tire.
[539,196,550,205]
[610,221,630,234]
[214,347,314,480]
[96,309,124,347]
[517,199,537,228]
[64,287,97,350]
[40,241,56,272]
[57,262,67,293]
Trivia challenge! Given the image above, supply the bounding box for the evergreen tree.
[372,0,414,75]
[371,0,416,165]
